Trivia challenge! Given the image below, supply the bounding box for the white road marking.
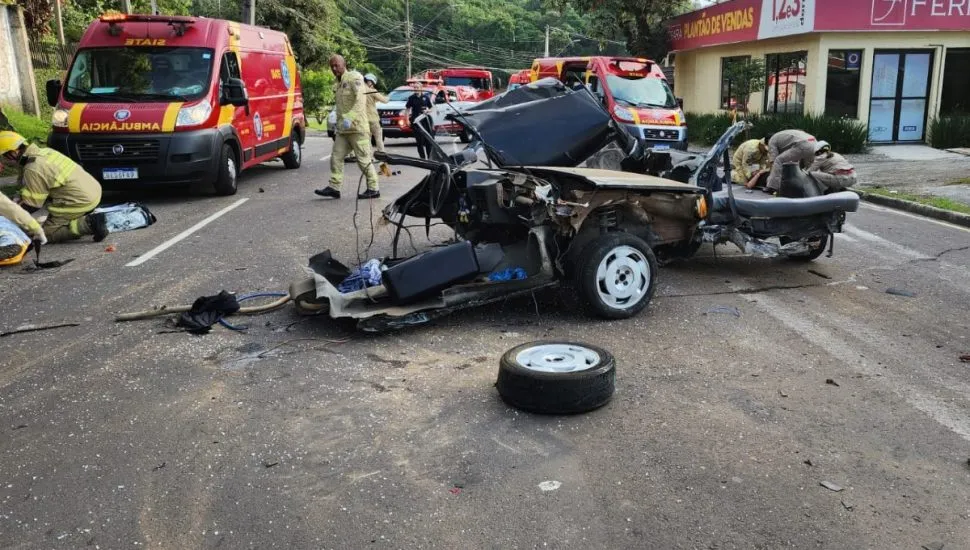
[320,154,331,162]
[125,198,249,267]
[843,224,931,260]
[743,292,970,443]
[861,202,970,233]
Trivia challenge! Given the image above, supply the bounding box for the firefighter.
[314,55,380,200]
[733,137,770,187]
[764,129,817,194]
[0,191,46,245]
[809,140,857,192]
[363,73,387,155]
[0,131,107,243]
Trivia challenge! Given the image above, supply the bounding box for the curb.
[856,190,970,228]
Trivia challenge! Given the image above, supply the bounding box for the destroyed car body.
[291,80,858,331]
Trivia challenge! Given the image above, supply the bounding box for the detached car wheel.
[574,233,658,319]
[496,341,616,414]
[282,131,302,169]
[213,143,238,196]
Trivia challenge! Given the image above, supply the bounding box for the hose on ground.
[115,291,292,322]
[218,292,290,331]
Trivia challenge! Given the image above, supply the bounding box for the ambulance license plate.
[380,118,391,125]
[103,168,138,180]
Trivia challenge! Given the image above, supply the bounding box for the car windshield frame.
[604,74,677,109]
[63,46,215,103]
[387,89,417,102]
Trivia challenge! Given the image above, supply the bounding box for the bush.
[0,107,51,178]
[301,68,336,124]
[686,111,869,154]
[929,116,970,149]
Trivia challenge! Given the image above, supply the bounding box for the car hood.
[519,166,703,193]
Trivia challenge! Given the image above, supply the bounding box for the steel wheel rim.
[227,156,237,183]
[292,140,301,163]
[595,244,650,309]
[515,344,601,373]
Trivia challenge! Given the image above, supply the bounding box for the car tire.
[213,143,238,196]
[573,232,658,319]
[281,131,302,169]
[496,341,616,415]
[781,234,828,261]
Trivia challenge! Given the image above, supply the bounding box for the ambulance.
[45,13,305,195]
[531,56,687,150]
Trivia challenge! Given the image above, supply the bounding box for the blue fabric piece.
[487,267,527,282]
[0,217,31,248]
[338,258,383,293]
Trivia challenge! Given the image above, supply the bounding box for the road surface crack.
[661,283,827,299]
[911,244,970,263]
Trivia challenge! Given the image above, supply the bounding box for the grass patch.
[0,107,52,178]
[687,111,869,153]
[944,177,970,186]
[307,118,328,132]
[866,186,970,215]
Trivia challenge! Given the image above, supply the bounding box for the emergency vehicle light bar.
[100,13,197,36]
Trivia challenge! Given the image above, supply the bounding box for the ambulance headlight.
[612,105,635,123]
[176,102,212,127]
[51,108,69,128]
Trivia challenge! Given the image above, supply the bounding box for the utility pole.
[53,0,65,45]
[150,0,157,14]
[122,0,132,14]
[544,25,550,57]
[242,0,256,25]
[405,0,412,77]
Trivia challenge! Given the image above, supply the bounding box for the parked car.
[46,13,305,195]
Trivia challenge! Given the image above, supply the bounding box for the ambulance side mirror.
[46,80,62,107]
[222,77,249,108]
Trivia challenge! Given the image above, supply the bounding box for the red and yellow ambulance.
[46,13,305,195]
[507,69,531,91]
[531,56,687,150]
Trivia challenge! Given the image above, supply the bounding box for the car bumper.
[48,128,223,187]
[381,125,414,138]
[620,123,688,151]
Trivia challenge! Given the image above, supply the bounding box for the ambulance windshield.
[605,75,677,109]
[64,47,214,102]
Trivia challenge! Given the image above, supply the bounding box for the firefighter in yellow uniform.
[0,131,108,243]
[0,191,47,244]
[314,54,380,200]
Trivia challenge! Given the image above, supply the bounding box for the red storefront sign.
[670,0,970,51]
[668,0,762,51]
[815,0,970,30]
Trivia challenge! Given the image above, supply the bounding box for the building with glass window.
[668,0,970,143]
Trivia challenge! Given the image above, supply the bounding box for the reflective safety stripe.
[49,201,96,216]
[68,218,83,236]
[68,103,87,133]
[30,147,77,188]
[20,188,49,202]
[25,218,42,233]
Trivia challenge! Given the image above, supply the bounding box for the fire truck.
[531,56,687,150]
[417,67,495,101]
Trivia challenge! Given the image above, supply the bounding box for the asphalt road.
[1,135,969,550]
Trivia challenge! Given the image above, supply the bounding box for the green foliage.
[300,68,335,122]
[33,67,63,123]
[0,107,51,177]
[17,0,54,36]
[548,0,693,60]
[929,116,970,149]
[687,112,869,154]
[721,57,765,114]
[865,187,970,214]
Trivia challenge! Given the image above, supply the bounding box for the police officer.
[314,55,380,200]
[0,131,107,243]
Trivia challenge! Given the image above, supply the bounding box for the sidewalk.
[846,145,970,208]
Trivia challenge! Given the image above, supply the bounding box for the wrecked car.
[289,79,858,331]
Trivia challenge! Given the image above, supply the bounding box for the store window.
[720,56,750,110]
[825,50,863,118]
[764,51,807,114]
[940,49,970,115]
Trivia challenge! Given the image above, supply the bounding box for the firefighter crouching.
[0,131,108,243]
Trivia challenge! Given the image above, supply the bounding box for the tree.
[300,68,335,123]
[17,0,55,36]
[722,57,765,120]
[547,0,693,60]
